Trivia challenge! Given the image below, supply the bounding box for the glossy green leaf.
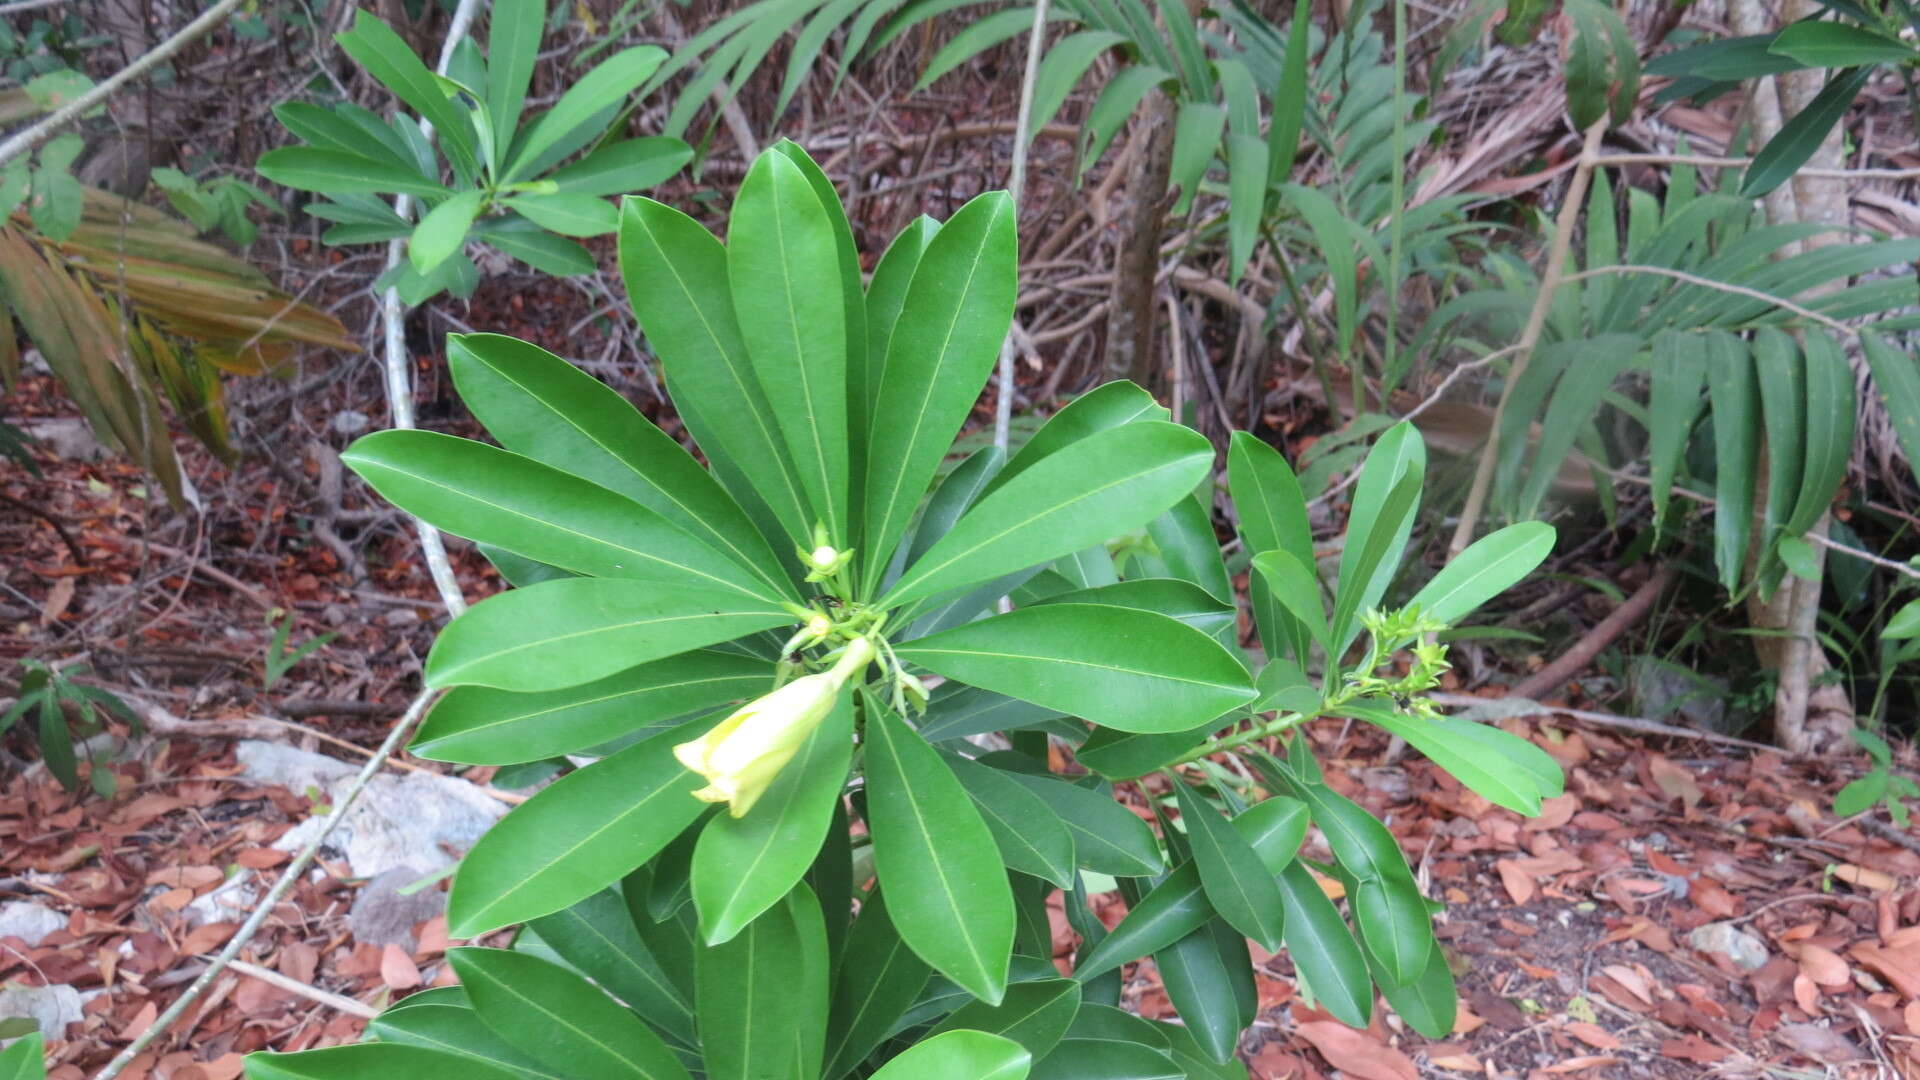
[1350,874,1435,990]
[412,649,770,765]
[728,149,850,540]
[255,147,450,196]
[864,192,1017,588]
[1647,331,1706,533]
[1152,920,1246,1064]
[335,10,478,177]
[618,196,812,545]
[525,889,695,1049]
[450,947,690,1080]
[1073,796,1307,979]
[483,0,542,165]
[447,334,791,601]
[1863,330,1920,470]
[1886,598,1920,641]
[987,381,1168,498]
[502,193,619,236]
[949,756,1078,888]
[693,695,853,944]
[866,1030,1031,1080]
[410,190,483,273]
[422,578,789,692]
[1028,1037,1181,1080]
[1769,20,1915,67]
[862,216,941,454]
[1080,65,1174,170]
[1168,102,1226,215]
[1787,332,1855,538]
[884,422,1212,609]
[1349,704,1563,814]
[697,884,828,1080]
[823,891,932,1079]
[1036,578,1235,642]
[897,604,1253,734]
[1407,522,1555,625]
[547,137,692,195]
[245,1044,527,1080]
[1742,66,1871,197]
[1171,778,1285,952]
[1228,431,1315,665]
[507,46,666,179]
[864,695,1014,1004]
[1370,932,1458,1038]
[448,717,710,936]
[931,978,1081,1060]
[1028,31,1128,136]
[999,770,1164,877]
[342,430,780,604]
[1274,861,1371,1027]
[368,1003,563,1079]
[915,682,1064,742]
[1704,331,1759,591]
[1330,423,1425,655]
[1250,550,1330,649]
[1075,720,1219,780]
[1145,495,1233,605]
[0,1034,43,1080]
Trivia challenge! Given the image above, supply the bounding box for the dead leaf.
[1851,943,1920,997]
[1524,794,1579,831]
[1599,965,1653,1006]
[1294,1020,1418,1080]
[1563,1022,1620,1050]
[1427,1044,1481,1072]
[1648,755,1703,809]
[1497,860,1536,905]
[39,576,74,626]
[179,921,237,956]
[380,943,421,990]
[1543,1055,1620,1073]
[1776,1023,1863,1062]
[1796,943,1850,987]
[1792,973,1821,1015]
[1832,864,1898,892]
[1660,1036,1731,1064]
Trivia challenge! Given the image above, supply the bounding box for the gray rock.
[1630,656,1731,733]
[1688,921,1769,970]
[0,983,83,1041]
[331,410,371,436]
[235,741,506,880]
[348,866,446,949]
[0,903,65,946]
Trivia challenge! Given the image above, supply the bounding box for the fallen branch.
[1430,692,1774,751]
[1509,565,1678,701]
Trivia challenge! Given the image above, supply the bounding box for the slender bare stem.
[1447,119,1608,558]
[0,0,247,169]
[994,0,1049,454]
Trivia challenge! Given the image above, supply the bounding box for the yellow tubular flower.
[674,637,875,817]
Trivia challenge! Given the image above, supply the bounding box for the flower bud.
[673,637,875,817]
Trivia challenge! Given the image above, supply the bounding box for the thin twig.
[223,958,380,1019]
[1508,565,1677,700]
[0,0,70,13]
[1427,692,1775,750]
[375,0,483,619]
[1558,264,1855,335]
[93,688,441,1079]
[1447,119,1608,558]
[1594,151,1920,180]
[993,0,1050,454]
[0,0,247,169]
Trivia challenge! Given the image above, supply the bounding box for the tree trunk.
[1103,90,1176,388]
[1729,0,1855,753]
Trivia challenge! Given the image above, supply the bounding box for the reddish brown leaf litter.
[6,383,1920,1079]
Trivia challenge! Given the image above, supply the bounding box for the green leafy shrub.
[245,141,1558,1079]
[256,0,693,304]
[3,659,141,797]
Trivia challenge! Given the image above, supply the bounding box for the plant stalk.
[1446,118,1608,559]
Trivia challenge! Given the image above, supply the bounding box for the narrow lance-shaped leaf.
[883,421,1210,609]
[1171,777,1286,952]
[863,693,1014,1005]
[897,604,1254,735]
[863,191,1017,590]
[728,150,850,540]
[447,717,713,936]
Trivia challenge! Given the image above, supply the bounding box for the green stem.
[1173,709,1319,766]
